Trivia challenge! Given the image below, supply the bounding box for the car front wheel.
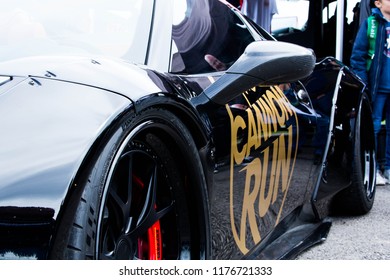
[50,108,210,260]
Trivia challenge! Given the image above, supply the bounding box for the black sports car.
[0,0,376,260]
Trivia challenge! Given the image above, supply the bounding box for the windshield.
[0,0,153,63]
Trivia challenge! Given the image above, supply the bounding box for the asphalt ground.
[296,184,390,260]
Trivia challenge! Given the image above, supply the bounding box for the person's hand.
[204,54,227,71]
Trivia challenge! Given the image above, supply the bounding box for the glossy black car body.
[0,0,375,260]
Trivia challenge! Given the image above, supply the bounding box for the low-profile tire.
[332,93,376,215]
[50,108,209,259]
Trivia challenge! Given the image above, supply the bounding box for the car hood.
[0,55,165,101]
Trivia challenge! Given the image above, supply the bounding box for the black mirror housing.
[203,41,316,105]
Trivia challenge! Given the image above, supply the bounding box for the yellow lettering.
[246,108,260,157]
[258,148,273,217]
[226,105,247,165]
[228,85,299,255]
[257,98,278,133]
[240,159,262,247]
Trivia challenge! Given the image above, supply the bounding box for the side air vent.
[0,76,11,86]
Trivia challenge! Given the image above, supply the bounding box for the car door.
[169,0,319,259]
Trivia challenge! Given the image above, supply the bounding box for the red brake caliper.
[147,220,162,260]
[133,175,162,260]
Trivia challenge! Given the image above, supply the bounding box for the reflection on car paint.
[227,85,298,253]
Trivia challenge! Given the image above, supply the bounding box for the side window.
[170,0,254,74]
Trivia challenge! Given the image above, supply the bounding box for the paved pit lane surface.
[297,185,390,260]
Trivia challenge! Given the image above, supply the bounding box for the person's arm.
[359,0,371,26]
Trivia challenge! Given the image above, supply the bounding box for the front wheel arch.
[49,107,211,259]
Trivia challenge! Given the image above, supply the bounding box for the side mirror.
[202,40,316,105]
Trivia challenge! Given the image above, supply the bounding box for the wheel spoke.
[107,182,129,229]
[106,152,137,233]
[129,203,174,240]
[128,165,174,239]
[97,135,185,260]
[363,149,375,197]
[363,150,370,186]
[100,207,119,259]
[125,153,134,219]
[137,165,158,225]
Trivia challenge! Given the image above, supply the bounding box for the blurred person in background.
[351,0,390,185]
[241,0,278,32]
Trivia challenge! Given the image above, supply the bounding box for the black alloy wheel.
[50,108,209,260]
[333,93,376,215]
